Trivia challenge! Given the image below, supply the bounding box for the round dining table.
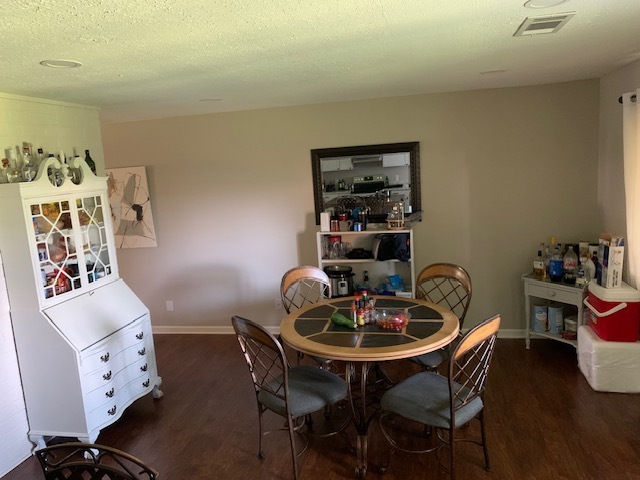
[279,295,460,478]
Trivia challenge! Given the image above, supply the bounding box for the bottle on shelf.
[549,242,564,282]
[6,149,22,183]
[585,253,596,281]
[47,153,64,187]
[533,250,546,280]
[36,148,45,166]
[21,145,38,182]
[562,245,578,285]
[1,156,11,183]
[84,149,97,175]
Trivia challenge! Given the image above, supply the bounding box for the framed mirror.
[310,142,421,225]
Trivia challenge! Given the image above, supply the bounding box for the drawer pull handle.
[136,332,144,340]
[100,353,110,363]
[107,405,117,416]
[138,347,146,356]
[105,388,115,398]
[143,379,150,388]
[140,363,148,372]
[548,291,556,297]
[103,371,112,381]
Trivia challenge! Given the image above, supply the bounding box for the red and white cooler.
[584,281,640,342]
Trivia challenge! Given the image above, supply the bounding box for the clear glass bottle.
[21,146,38,182]
[47,154,64,187]
[6,149,22,183]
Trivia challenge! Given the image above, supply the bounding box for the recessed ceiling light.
[480,69,507,75]
[39,59,82,68]
[524,0,568,8]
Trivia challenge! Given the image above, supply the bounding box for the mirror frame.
[310,141,421,225]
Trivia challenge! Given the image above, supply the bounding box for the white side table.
[522,273,588,349]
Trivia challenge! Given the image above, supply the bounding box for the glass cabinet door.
[77,195,112,284]
[32,200,81,300]
[30,194,114,302]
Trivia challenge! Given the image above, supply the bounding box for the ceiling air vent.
[513,12,575,36]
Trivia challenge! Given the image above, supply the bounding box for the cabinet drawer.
[81,344,114,375]
[82,364,116,393]
[86,369,155,431]
[526,283,582,304]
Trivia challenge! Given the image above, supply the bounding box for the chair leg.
[258,406,265,460]
[479,410,491,471]
[287,414,299,480]
[449,427,456,480]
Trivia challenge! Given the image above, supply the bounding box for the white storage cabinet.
[317,228,415,296]
[321,157,353,172]
[0,157,162,449]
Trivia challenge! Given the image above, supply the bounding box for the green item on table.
[330,312,357,329]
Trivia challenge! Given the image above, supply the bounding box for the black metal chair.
[231,315,349,480]
[378,314,501,479]
[35,442,158,479]
[410,263,472,371]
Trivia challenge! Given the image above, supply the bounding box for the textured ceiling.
[1,0,639,123]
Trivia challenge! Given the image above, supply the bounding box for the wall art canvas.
[105,166,157,248]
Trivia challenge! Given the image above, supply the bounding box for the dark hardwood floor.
[4,334,640,479]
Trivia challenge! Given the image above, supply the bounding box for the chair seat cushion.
[380,371,483,429]
[410,348,448,369]
[259,365,348,418]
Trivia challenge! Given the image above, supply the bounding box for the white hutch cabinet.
[0,157,162,449]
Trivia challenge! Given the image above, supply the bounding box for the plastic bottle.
[585,255,596,281]
[549,243,564,282]
[562,245,578,285]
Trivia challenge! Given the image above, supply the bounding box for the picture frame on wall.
[105,166,157,248]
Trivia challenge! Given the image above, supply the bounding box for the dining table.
[279,295,460,478]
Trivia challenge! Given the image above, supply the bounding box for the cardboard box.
[585,281,640,342]
[578,325,640,393]
[597,233,624,288]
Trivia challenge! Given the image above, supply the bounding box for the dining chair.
[35,442,158,479]
[280,266,334,370]
[231,315,349,480]
[280,266,332,313]
[410,263,472,371]
[378,314,501,479]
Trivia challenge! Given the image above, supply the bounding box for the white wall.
[0,93,103,477]
[598,59,640,238]
[101,80,601,335]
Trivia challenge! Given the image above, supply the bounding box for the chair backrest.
[231,315,290,405]
[414,263,472,329]
[280,266,331,314]
[448,314,500,417]
[35,442,158,479]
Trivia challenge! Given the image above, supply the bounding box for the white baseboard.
[152,326,526,338]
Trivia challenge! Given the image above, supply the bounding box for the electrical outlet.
[394,174,400,183]
[166,300,174,312]
[275,297,283,310]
